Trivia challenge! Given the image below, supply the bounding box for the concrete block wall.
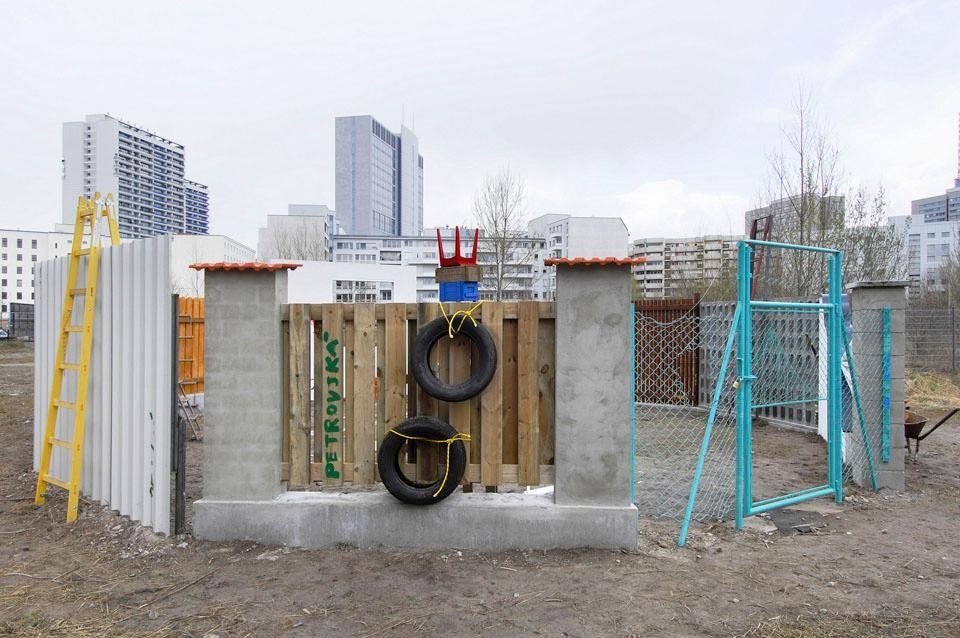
[554,265,635,507]
[846,281,908,491]
[202,270,288,500]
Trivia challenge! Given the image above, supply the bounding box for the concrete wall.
[202,269,287,500]
[847,281,907,490]
[554,264,634,506]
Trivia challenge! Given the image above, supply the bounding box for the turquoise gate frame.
[735,239,844,528]
[678,239,846,546]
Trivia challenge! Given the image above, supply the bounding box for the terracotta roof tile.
[543,257,646,267]
[190,262,303,272]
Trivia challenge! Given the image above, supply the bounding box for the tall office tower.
[62,114,209,239]
[184,181,210,235]
[335,115,423,236]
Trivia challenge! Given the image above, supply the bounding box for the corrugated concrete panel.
[34,237,172,534]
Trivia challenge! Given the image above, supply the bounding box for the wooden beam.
[351,304,377,484]
[287,304,311,488]
[480,302,503,486]
[517,301,540,485]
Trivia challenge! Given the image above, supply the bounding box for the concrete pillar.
[553,262,636,506]
[201,268,290,500]
[846,280,908,491]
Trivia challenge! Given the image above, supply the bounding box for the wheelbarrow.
[904,407,960,456]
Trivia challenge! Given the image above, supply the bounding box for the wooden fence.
[281,302,556,489]
[177,297,205,394]
[634,297,700,405]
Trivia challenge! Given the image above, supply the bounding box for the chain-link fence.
[905,308,958,372]
[634,303,738,523]
[9,302,34,340]
[634,301,890,526]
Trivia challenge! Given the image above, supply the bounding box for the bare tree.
[264,218,329,261]
[755,86,905,297]
[473,168,531,300]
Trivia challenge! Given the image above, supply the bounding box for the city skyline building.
[62,114,209,239]
[257,204,332,261]
[335,115,423,237]
[629,234,741,298]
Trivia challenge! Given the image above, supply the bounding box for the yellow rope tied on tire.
[385,429,472,497]
[438,300,483,338]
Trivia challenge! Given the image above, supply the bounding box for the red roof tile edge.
[543,257,646,267]
[190,262,303,272]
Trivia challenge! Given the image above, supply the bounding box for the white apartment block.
[0,228,74,320]
[257,204,332,261]
[62,114,209,239]
[889,214,958,290]
[332,230,548,301]
[630,235,741,298]
[527,214,629,299]
[284,261,418,304]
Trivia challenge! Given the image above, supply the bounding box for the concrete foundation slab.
[194,491,639,551]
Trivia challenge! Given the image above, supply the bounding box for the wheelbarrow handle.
[918,407,960,441]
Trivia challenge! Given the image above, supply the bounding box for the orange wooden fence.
[177,297,205,394]
[281,302,556,489]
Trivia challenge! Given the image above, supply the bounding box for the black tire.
[412,316,497,402]
[378,416,466,505]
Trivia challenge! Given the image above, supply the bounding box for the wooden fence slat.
[480,302,504,487]
[384,304,408,432]
[288,304,311,488]
[342,321,355,466]
[517,302,540,485]
[320,304,345,486]
[352,304,377,484]
[416,303,440,481]
[281,321,290,465]
[537,308,556,465]
[448,304,473,485]
[501,317,519,465]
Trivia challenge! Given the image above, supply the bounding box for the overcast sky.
[1,1,958,249]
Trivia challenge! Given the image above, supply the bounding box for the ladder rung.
[64,325,85,333]
[42,475,72,490]
[75,248,92,256]
[59,363,81,371]
[68,288,87,296]
[49,437,74,448]
[53,400,77,410]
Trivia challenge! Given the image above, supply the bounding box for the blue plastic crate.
[439,281,479,302]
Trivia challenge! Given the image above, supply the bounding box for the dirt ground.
[2,340,959,637]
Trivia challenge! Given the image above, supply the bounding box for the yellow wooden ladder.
[34,193,120,522]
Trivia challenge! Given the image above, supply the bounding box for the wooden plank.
[281,321,290,465]
[351,304,377,484]
[448,304,473,485]
[286,302,555,322]
[501,317,519,464]
[319,304,345,486]
[405,304,418,419]
[480,302,503,486]
[415,303,440,482]
[376,309,386,457]
[537,313,556,465]
[342,320,355,466]
[287,304,311,488]
[384,304,408,432]
[463,463,555,485]
[517,301,540,485]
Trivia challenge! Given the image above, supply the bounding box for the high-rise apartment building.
[62,114,209,239]
[745,195,845,241]
[630,234,741,298]
[335,115,423,237]
[257,204,332,261]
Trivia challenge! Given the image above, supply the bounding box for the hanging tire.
[378,416,467,505]
[412,316,497,402]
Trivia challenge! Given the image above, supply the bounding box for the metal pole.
[828,254,844,502]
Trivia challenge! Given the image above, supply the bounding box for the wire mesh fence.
[634,303,738,523]
[634,300,890,526]
[905,308,958,372]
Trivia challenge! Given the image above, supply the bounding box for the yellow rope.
[386,429,471,497]
[438,300,484,338]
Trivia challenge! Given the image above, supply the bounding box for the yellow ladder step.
[53,400,77,410]
[75,248,92,256]
[59,363,81,372]
[64,325,85,333]
[49,437,74,448]
[68,288,87,296]
[41,475,72,490]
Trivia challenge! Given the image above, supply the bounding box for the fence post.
[952,307,956,373]
[846,281,908,491]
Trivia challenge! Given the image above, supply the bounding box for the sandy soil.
[1,340,959,637]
